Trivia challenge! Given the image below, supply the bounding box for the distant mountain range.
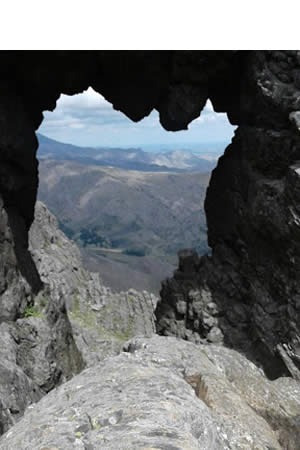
[36,134,212,293]
[37,134,217,173]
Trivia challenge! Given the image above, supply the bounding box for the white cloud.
[38,87,235,147]
[69,121,85,129]
[41,87,130,135]
[194,99,227,124]
[195,115,217,123]
[42,88,226,131]
[205,99,214,112]
[58,87,109,109]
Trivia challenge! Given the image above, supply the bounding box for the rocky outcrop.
[0,200,158,436]
[1,335,299,449]
[156,51,300,379]
[29,201,158,367]
[2,51,300,377]
[1,50,300,443]
[0,72,85,435]
[0,51,300,377]
[0,194,299,450]
[0,252,83,435]
[0,302,83,435]
[0,200,84,435]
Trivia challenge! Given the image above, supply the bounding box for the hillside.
[37,158,210,292]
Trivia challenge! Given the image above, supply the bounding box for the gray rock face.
[0,322,44,434]
[0,200,84,435]
[29,201,158,366]
[0,199,158,436]
[0,287,83,435]
[1,335,299,449]
[0,195,31,323]
[0,87,85,435]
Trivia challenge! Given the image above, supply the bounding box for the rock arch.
[0,50,300,378]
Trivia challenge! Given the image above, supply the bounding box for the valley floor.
[81,247,176,294]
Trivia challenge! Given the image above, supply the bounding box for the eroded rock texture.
[0,199,158,436]
[0,51,300,419]
[30,201,158,367]
[0,201,83,435]
[1,336,299,449]
[156,51,300,379]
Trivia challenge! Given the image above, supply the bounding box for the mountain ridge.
[37,133,218,172]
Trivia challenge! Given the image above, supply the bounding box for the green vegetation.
[70,296,135,343]
[79,227,112,248]
[70,305,96,330]
[91,419,101,430]
[23,305,40,318]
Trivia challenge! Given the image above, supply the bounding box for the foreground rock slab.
[1,335,299,449]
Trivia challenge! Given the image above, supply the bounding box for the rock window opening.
[36,87,235,295]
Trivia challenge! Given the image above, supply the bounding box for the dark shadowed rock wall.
[0,50,300,381]
[156,51,300,379]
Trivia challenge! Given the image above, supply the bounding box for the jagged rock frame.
[0,51,300,380]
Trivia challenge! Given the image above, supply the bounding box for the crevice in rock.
[5,204,43,296]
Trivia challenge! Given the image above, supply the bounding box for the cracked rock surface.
[0,201,158,436]
[1,50,300,448]
[29,201,158,367]
[1,335,299,449]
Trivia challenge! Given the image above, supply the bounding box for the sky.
[38,87,236,153]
